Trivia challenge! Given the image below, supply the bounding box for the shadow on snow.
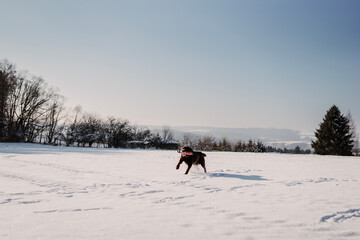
[209,173,268,181]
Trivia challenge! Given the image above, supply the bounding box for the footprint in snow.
[320,209,360,223]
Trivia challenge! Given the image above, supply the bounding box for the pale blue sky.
[1,0,359,132]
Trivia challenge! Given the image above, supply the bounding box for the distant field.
[0,143,359,240]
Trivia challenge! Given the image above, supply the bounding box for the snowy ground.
[0,143,359,240]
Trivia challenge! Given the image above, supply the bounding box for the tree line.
[0,60,312,153]
[1,60,358,155]
[180,133,311,153]
[0,60,173,148]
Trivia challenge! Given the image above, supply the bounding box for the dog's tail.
[202,153,206,157]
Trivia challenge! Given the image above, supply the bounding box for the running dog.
[176,146,207,174]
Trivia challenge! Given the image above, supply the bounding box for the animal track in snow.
[34,207,112,214]
[284,178,337,187]
[230,183,266,191]
[3,158,97,174]
[136,190,165,196]
[155,195,195,204]
[0,198,15,204]
[18,200,41,204]
[320,209,360,223]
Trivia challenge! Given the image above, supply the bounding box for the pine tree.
[311,105,354,156]
[218,138,232,151]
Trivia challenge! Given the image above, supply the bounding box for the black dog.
[176,146,207,174]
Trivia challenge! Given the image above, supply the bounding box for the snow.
[0,143,359,240]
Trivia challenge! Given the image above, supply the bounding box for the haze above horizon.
[1,0,359,133]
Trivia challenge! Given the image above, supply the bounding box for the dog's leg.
[185,163,192,174]
[176,160,183,170]
[200,162,207,173]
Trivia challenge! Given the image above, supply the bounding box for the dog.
[176,146,207,174]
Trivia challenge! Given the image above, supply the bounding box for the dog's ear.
[181,146,193,152]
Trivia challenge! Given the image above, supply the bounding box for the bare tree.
[5,73,55,142]
[0,60,17,140]
[78,113,104,147]
[44,94,65,144]
[106,117,133,148]
[62,105,82,146]
[181,132,199,148]
[161,126,174,142]
[133,127,152,141]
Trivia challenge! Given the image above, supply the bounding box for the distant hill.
[140,125,314,150]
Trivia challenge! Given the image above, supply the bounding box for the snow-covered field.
[0,143,359,240]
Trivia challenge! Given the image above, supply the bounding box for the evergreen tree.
[255,140,266,152]
[218,138,232,151]
[234,140,245,152]
[311,105,354,156]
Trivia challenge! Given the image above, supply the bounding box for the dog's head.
[178,146,194,160]
[181,146,194,153]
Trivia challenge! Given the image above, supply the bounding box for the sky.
[1,0,359,133]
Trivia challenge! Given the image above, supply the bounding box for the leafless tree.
[78,113,104,147]
[133,127,152,141]
[106,117,133,148]
[0,60,17,140]
[181,132,199,148]
[62,105,83,146]
[5,72,55,142]
[161,126,174,142]
[43,94,65,144]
